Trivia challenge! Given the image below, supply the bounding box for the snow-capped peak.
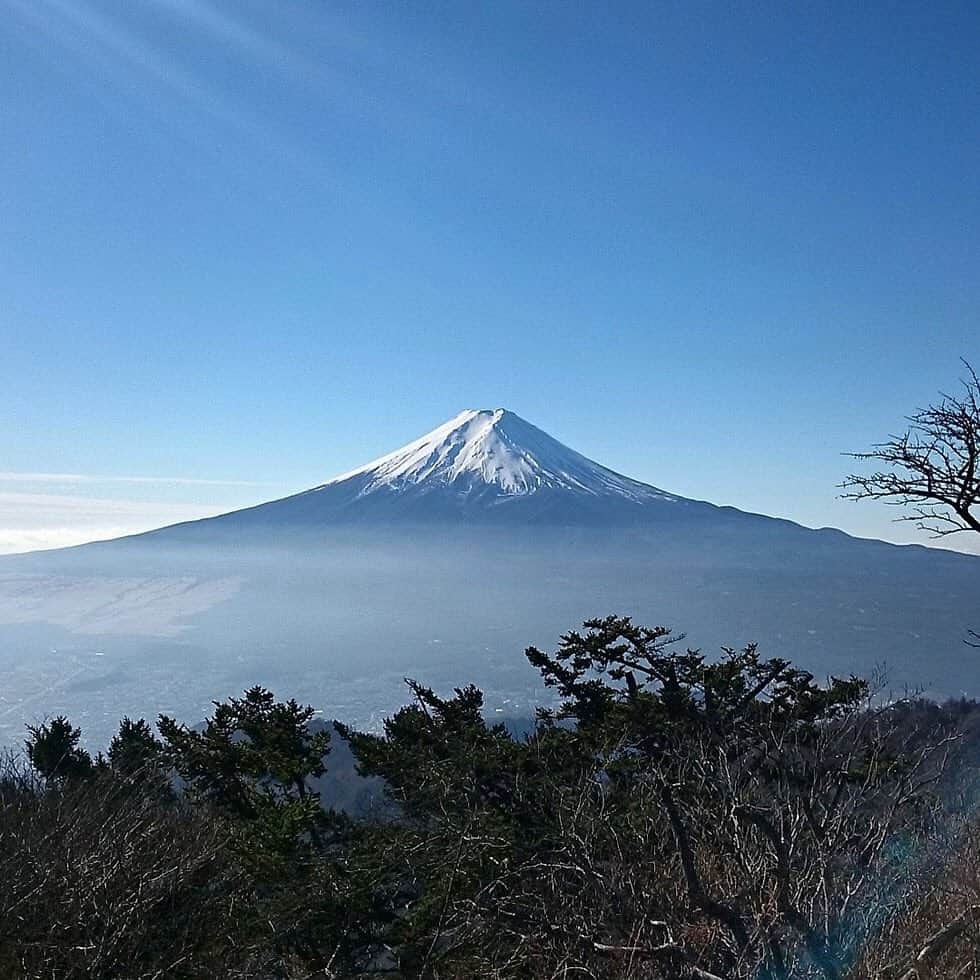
[320,408,675,504]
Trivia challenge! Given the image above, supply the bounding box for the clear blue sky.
[2,1,978,553]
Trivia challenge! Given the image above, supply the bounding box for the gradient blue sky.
[2,1,978,553]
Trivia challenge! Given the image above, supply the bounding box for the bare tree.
[842,359,980,539]
[842,359,980,647]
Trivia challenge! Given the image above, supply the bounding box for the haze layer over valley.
[2,409,978,747]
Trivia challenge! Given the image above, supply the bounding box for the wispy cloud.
[0,526,171,555]
[0,491,233,555]
[16,0,263,135]
[0,472,278,487]
[0,476,286,554]
[5,0,355,183]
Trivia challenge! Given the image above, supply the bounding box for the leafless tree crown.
[842,360,980,538]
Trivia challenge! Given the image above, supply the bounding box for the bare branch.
[896,905,980,980]
[842,360,980,538]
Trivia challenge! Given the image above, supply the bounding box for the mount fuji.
[321,408,663,503]
[2,409,980,748]
[147,408,700,533]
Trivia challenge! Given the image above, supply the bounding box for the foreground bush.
[0,759,271,978]
[2,616,979,979]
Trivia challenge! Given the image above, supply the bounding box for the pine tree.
[25,716,93,784]
[158,687,332,857]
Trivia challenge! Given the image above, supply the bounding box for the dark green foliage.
[107,716,171,798]
[25,716,92,784]
[3,620,977,979]
[5,691,356,979]
[108,717,162,774]
[158,686,330,855]
[339,618,942,978]
[338,680,544,818]
[528,614,868,737]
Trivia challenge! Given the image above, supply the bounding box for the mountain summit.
[321,409,676,505]
[170,409,698,530]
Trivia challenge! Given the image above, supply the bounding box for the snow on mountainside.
[319,409,676,503]
[133,408,698,531]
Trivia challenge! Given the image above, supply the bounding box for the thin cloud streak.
[0,526,169,555]
[0,492,235,554]
[0,472,279,487]
[34,0,264,137]
[9,0,320,176]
